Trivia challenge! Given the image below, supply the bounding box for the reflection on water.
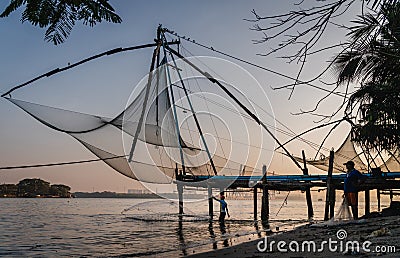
[219,222,229,248]
[177,219,187,256]
[0,197,337,257]
[208,221,217,250]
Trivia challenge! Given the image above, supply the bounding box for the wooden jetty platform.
[175,151,400,224]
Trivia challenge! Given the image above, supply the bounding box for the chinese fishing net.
[293,133,368,173]
[6,53,270,186]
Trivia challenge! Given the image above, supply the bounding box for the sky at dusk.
[0,1,360,192]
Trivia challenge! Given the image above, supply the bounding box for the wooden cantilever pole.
[128,43,161,162]
[2,41,179,98]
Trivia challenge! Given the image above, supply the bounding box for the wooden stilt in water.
[177,182,184,216]
[390,190,393,202]
[329,187,336,219]
[208,185,213,219]
[377,189,381,211]
[261,165,269,226]
[365,190,370,216]
[302,150,314,220]
[175,165,184,216]
[253,187,257,221]
[324,150,335,221]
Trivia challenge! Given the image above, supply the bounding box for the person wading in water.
[213,194,230,224]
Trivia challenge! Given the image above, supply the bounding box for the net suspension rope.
[163,28,346,98]
[163,43,304,171]
[176,43,337,154]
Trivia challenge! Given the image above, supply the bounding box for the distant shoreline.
[1,192,207,199]
[0,193,160,198]
[0,192,206,199]
[73,192,161,198]
[0,195,71,198]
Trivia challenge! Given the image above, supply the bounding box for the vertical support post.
[261,165,269,225]
[390,190,393,202]
[208,185,213,219]
[329,188,336,219]
[365,190,370,216]
[377,190,381,211]
[177,182,184,216]
[175,165,183,216]
[324,150,335,221]
[302,150,314,220]
[253,187,258,221]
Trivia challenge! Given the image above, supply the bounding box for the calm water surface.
[0,195,383,257]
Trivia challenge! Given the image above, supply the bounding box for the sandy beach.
[188,215,400,257]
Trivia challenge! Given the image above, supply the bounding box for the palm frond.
[0,0,26,17]
[338,2,400,151]
[0,0,121,44]
[44,3,76,45]
[21,0,55,27]
[78,0,122,27]
[347,13,380,42]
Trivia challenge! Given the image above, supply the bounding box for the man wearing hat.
[343,160,364,219]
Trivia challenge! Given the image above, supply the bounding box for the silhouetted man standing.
[343,160,364,219]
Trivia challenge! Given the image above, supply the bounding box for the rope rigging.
[177,44,331,154]
[0,156,125,170]
[1,26,360,174]
[163,28,346,98]
[163,44,304,171]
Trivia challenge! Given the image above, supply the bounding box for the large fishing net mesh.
[7,54,272,185]
[294,133,400,173]
[294,134,368,173]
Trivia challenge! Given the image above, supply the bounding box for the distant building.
[127,189,152,194]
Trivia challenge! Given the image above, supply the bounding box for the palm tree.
[1,0,122,45]
[334,1,400,151]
